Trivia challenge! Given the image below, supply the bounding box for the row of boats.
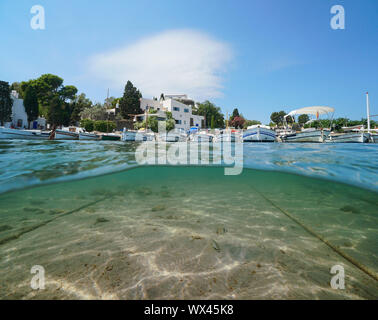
[0,127,104,140]
[1,124,377,143]
[1,102,377,143]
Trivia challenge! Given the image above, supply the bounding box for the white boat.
[327,132,370,143]
[79,132,100,140]
[0,127,50,139]
[122,130,138,141]
[275,127,295,137]
[215,131,240,143]
[121,129,155,141]
[54,129,79,140]
[327,123,370,143]
[190,131,214,142]
[283,106,334,143]
[284,127,331,143]
[158,130,187,142]
[243,125,276,142]
[371,133,378,143]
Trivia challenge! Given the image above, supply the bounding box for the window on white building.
[184,108,189,113]
[173,107,180,111]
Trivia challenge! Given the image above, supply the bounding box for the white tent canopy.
[286,106,334,117]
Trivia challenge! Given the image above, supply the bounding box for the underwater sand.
[0,166,377,299]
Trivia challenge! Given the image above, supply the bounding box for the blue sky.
[0,0,377,124]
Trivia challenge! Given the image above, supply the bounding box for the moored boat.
[190,131,214,142]
[54,129,79,140]
[101,133,121,141]
[158,129,187,142]
[121,129,155,141]
[282,106,334,143]
[215,131,240,143]
[79,132,100,140]
[283,128,330,143]
[122,130,138,141]
[243,125,276,142]
[0,127,50,140]
[327,132,370,143]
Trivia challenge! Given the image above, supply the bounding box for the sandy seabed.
[0,166,377,299]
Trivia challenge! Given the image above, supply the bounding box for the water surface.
[0,141,377,299]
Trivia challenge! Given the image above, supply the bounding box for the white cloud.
[87,29,232,101]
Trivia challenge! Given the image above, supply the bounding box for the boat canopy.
[286,106,334,117]
[247,124,272,130]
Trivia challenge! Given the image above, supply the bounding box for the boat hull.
[243,127,276,142]
[101,134,121,141]
[121,131,154,141]
[122,131,137,141]
[216,134,239,142]
[191,134,213,142]
[371,134,378,143]
[54,130,79,140]
[79,132,100,140]
[0,127,50,140]
[327,132,370,143]
[159,134,187,142]
[284,130,329,143]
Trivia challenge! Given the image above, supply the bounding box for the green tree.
[347,119,361,127]
[136,117,175,133]
[59,85,78,102]
[195,100,224,128]
[80,103,107,121]
[21,74,63,108]
[0,81,13,126]
[20,74,77,119]
[70,93,92,124]
[165,111,173,119]
[93,120,116,133]
[211,115,215,129]
[23,85,39,127]
[80,119,94,132]
[47,96,66,126]
[270,111,287,126]
[243,120,261,129]
[166,118,175,132]
[119,81,142,119]
[298,114,310,126]
[361,118,377,129]
[231,108,239,121]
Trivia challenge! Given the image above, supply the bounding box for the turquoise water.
[0,141,377,299]
[1,140,377,194]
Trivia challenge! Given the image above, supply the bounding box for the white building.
[140,94,204,131]
[5,91,46,129]
[9,91,28,128]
